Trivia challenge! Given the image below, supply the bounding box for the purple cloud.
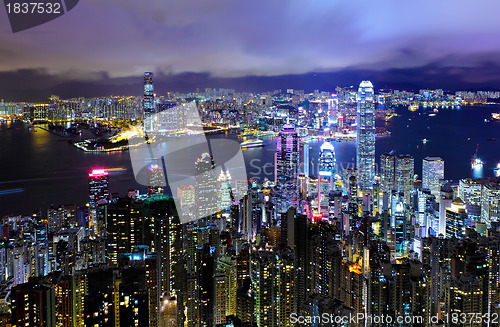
[0,0,500,93]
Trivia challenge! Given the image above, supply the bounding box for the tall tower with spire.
[276,124,299,214]
[356,80,375,190]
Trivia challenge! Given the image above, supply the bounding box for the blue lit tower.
[356,81,375,190]
[317,141,336,217]
[143,72,155,132]
[276,124,299,214]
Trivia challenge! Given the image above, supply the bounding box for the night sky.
[2,0,500,100]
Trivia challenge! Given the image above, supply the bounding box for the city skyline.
[2,0,500,324]
[0,74,499,325]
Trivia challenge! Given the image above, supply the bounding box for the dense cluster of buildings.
[0,75,500,326]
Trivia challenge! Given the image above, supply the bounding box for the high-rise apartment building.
[11,278,55,327]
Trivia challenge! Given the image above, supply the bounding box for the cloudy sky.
[1,0,500,100]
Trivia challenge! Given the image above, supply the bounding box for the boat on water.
[422,138,428,144]
[492,112,500,120]
[409,104,418,111]
[471,157,483,168]
[241,139,264,148]
[471,144,483,169]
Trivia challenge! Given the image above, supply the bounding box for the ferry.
[471,157,483,169]
[241,139,264,148]
[492,112,500,120]
[471,144,483,169]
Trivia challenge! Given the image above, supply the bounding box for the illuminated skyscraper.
[318,141,336,217]
[445,198,467,239]
[89,169,109,234]
[143,72,155,132]
[299,141,310,177]
[356,80,375,190]
[380,153,395,194]
[252,248,295,327]
[147,161,165,196]
[11,278,55,327]
[395,154,414,204]
[218,170,232,222]
[391,192,409,256]
[89,169,109,209]
[84,268,118,327]
[119,246,160,327]
[439,183,453,236]
[195,152,218,220]
[177,185,195,220]
[276,124,299,214]
[105,197,142,264]
[422,157,444,197]
[481,182,500,225]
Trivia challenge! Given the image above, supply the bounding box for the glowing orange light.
[348,262,362,274]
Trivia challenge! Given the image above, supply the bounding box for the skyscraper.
[276,124,299,214]
[218,170,232,222]
[89,169,109,234]
[445,198,467,239]
[356,81,375,190]
[252,248,296,327]
[395,154,414,203]
[299,141,310,177]
[380,153,395,195]
[422,157,444,197]
[147,161,165,196]
[11,278,55,327]
[143,72,155,132]
[195,152,218,220]
[318,141,336,217]
[439,183,453,236]
[481,181,500,225]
